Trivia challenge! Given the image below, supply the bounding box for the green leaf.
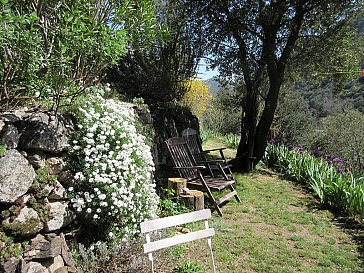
[30,11,38,21]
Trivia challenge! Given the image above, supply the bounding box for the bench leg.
[208,238,217,273]
[148,253,154,273]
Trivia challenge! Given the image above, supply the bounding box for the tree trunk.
[231,84,259,172]
[228,1,302,172]
[232,77,282,172]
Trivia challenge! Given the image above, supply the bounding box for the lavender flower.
[333,157,343,164]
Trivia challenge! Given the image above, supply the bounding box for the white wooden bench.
[140,209,216,273]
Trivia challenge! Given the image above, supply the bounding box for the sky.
[196,58,219,80]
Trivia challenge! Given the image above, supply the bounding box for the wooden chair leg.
[230,185,241,202]
[199,173,224,216]
[216,164,229,180]
[205,187,223,216]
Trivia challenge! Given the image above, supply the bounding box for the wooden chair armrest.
[202,147,227,153]
[196,160,225,164]
[174,166,206,170]
[193,151,207,155]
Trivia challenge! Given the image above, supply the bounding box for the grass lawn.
[107,138,364,272]
[203,136,237,160]
[178,169,364,272]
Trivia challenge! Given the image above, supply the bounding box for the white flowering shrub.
[69,89,159,241]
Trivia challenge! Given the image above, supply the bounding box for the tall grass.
[224,133,240,149]
[263,144,364,221]
[199,129,221,143]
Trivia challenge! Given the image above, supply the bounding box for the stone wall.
[0,110,78,273]
[0,105,198,272]
[144,106,199,178]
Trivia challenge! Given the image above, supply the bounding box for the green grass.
[180,170,363,272]
[166,137,364,273]
[109,137,364,272]
[203,137,236,160]
[108,168,364,272]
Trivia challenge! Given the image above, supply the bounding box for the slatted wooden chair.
[165,137,241,216]
[182,128,233,179]
[140,209,216,273]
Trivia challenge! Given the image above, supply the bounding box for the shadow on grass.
[330,214,364,271]
[252,168,276,177]
[252,168,364,271]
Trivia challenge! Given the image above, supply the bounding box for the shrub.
[201,105,241,135]
[158,188,190,217]
[174,260,203,273]
[319,109,364,174]
[0,145,5,157]
[199,85,242,135]
[68,87,159,242]
[0,1,157,110]
[182,80,213,118]
[274,91,316,148]
[0,232,22,262]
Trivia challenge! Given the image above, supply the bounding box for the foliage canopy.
[182,0,364,170]
[106,1,201,105]
[0,0,157,111]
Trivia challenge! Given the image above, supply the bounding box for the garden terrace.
[95,168,364,272]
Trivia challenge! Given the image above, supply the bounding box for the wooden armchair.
[182,128,233,179]
[165,137,240,216]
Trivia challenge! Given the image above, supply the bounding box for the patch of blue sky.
[196,58,219,80]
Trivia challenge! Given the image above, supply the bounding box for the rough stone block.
[1,124,19,148]
[0,149,36,203]
[23,261,48,273]
[44,202,75,232]
[3,207,43,238]
[0,257,20,273]
[18,113,74,153]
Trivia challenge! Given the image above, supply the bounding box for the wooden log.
[190,190,204,211]
[181,194,194,209]
[180,190,204,211]
[168,178,187,197]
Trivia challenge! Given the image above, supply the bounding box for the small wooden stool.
[168,178,187,197]
[180,188,204,211]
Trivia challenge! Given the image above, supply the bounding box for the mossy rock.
[0,231,22,263]
[2,207,43,239]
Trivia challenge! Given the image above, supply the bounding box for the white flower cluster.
[70,92,159,241]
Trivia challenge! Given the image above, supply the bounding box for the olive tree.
[183,0,363,171]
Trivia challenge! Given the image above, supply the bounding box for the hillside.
[204,78,220,94]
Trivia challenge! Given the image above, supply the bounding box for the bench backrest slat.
[140,209,211,233]
[140,209,216,273]
[143,228,215,254]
